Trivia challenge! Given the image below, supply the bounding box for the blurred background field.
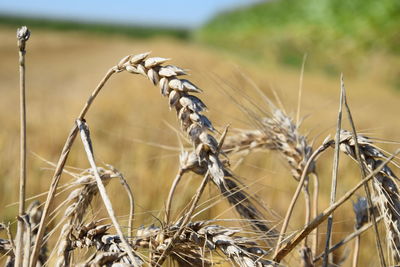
[0,0,399,266]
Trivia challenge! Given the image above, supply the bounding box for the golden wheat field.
[0,26,400,266]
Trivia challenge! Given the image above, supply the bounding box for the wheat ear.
[121,52,276,240]
[55,166,116,266]
[274,149,400,262]
[74,220,279,266]
[339,130,400,264]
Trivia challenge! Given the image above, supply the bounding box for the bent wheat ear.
[223,97,318,253]
[121,53,276,240]
[74,221,279,267]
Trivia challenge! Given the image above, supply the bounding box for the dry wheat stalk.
[77,119,140,266]
[338,129,400,264]
[16,26,30,267]
[119,52,275,241]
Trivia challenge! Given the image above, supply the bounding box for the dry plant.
[1,26,400,267]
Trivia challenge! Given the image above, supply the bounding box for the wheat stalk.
[120,52,276,241]
[15,26,30,267]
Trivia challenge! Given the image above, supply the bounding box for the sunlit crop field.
[0,26,399,266]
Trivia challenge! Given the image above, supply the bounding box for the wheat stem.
[106,165,135,239]
[274,141,332,257]
[164,168,184,225]
[311,173,319,256]
[352,235,361,267]
[15,26,30,267]
[342,77,386,267]
[77,119,139,266]
[303,182,311,247]
[323,78,345,267]
[314,216,382,263]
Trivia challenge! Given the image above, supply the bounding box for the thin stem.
[164,168,184,225]
[16,26,30,267]
[303,180,311,247]
[107,165,135,239]
[323,80,344,267]
[311,173,319,256]
[342,77,386,267]
[352,235,360,267]
[156,126,229,266]
[77,119,139,266]
[29,66,118,267]
[274,150,399,262]
[156,172,210,266]
[274,141,332,257]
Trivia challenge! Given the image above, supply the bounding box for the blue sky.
[0,0,260,28]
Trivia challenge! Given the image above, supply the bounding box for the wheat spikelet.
[73,222,142,266]
[338,129,400,263]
